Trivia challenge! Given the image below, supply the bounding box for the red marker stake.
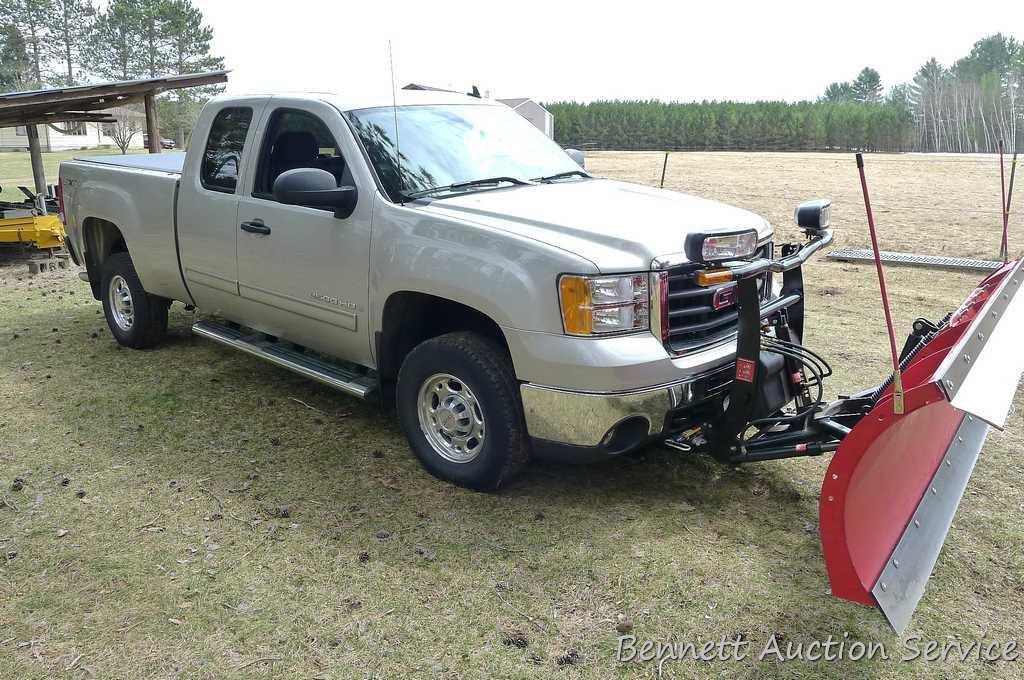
[1007,152,1017,258]
[856,153,904,415]
[999,140,1008,262]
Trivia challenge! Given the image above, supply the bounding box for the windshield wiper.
[406,176,533,199]
[533,170,591,183]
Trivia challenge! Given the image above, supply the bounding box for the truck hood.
[418,178,772,272]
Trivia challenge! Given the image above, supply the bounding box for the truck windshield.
[345,104,585,202]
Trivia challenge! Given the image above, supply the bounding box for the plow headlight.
[559,273,650,336]
[795,198,832,233]
[685,229,758,263]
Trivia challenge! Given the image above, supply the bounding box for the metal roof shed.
[0,71,228,212]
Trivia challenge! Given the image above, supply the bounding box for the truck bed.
[75,152,185,175]
[61,153,189,302]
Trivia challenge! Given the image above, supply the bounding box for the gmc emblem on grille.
[712,284,739,310]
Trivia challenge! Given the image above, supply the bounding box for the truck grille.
[663,243,772,354]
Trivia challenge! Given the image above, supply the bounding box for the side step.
[192,319,378,399]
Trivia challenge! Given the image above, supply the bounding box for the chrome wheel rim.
[417,373,486,463]
[108,274,134,331]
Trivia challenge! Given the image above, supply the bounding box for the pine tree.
[851,68,883,103]
[159,0,224,146]
[822,81,854,102]
[0,0,53,87]
[0,22,33,89]
[85,0,143,81]
[48,0,94,85]
[134,0,175,77]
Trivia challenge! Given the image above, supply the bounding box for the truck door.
[234,100,373,366]
[177,99,267,315]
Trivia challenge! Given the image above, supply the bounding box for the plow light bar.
[685,229,758,264]
[795,198,832,233]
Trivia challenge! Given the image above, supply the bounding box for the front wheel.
[396,332,529,491]
[100,251,169,349]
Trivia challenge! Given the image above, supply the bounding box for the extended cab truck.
[58,90,1024,632]
[59,90,811,490]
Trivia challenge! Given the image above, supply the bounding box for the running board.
[192,319,378,399]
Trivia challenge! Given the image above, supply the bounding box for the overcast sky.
[193,0,1022,103]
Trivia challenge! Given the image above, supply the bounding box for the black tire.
[100,251,169,349]
[396,332,529,491]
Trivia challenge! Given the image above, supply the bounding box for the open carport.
[0,71,227,217]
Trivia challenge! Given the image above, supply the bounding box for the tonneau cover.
[76,152,185,175]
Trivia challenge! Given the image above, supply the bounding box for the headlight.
[794,198,832,233]
[559,273,650,336]
[684,229,758,263]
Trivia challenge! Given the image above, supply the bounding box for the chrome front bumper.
[520,365,732,450]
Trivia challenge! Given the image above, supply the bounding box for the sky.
[192,0,1023,103]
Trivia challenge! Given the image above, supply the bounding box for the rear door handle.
[240,220,271,235]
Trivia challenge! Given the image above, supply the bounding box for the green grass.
[0,148,145,200]
[1,152,1023,678]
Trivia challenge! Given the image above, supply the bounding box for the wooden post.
[25,124,48,215]
[660,152,669,188]
[144,92,161,154]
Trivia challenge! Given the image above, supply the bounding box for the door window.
[253,109,347,205]
[200,107,253,193]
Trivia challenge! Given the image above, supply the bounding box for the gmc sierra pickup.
[59,89,823,490]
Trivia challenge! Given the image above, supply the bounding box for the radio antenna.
[388,41,404,206]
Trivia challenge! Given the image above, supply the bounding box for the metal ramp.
[828,247,1002,273]
[193,319,378,399]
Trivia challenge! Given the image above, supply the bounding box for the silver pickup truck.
[59,90,1024,630]
[59,89,821,490]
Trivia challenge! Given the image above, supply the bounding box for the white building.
[497,98,554,138]
[0,105,147,152]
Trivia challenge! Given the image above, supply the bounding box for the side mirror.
[794,198,832,234]
[565,148,585,168]
[273,167,358,219]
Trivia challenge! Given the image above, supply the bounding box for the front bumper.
[520,363,733,459]
[515,293,803,460]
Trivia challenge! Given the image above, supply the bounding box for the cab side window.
[253,109,347,203]
[200,107,253,193]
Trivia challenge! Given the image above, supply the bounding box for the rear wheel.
[397,332,529,491]
[100,251,168,349]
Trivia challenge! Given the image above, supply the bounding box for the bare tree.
[109,118,139,154]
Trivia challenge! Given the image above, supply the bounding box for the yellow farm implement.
[0,213,65,250]
[0,187,65,252]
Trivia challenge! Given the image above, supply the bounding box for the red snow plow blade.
[664,217,1021,632]
[820,258,1024,632]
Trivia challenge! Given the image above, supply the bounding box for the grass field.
[1,151,1023,679]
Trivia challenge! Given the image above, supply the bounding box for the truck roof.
[215,88,503,112]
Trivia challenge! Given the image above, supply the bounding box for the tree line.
[548,34,1023,154]
[0,0,222,146]
[548,100,915,152]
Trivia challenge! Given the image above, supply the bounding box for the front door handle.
[240,220,271,235]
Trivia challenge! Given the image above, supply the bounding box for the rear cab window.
[200,107,254,193]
